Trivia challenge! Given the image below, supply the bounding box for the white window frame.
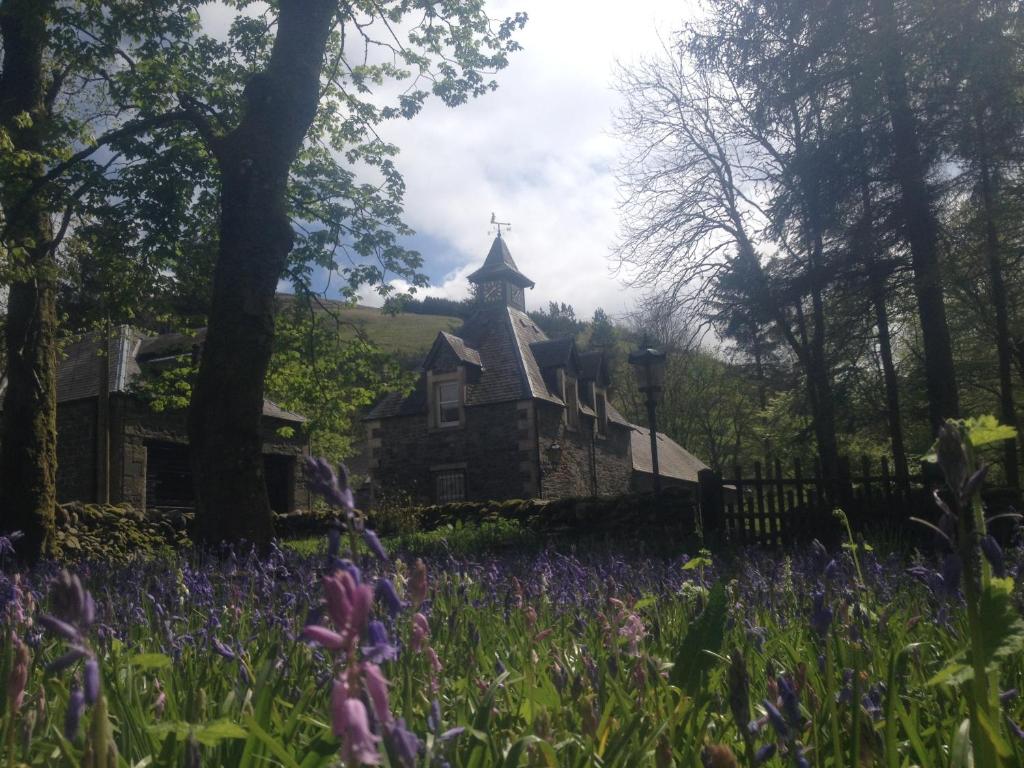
[436,380,461,427]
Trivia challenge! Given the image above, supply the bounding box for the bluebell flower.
[65,688,85,740]
[385,718,423,768]
[362,620,399,664]
[375,578,405,616]
[981,535,1006,578]
[763,700,789,739]
[754,743,776,765]
[810,592,832,638]
[363,529,388,562]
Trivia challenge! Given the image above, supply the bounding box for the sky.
[202,1,699,320]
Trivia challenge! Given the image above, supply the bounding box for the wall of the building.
[535,402,632,499]
[55,395,309,511]
[56,400,98,503]
[368,399,531,504]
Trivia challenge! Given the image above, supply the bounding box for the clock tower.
[467,234,534,311]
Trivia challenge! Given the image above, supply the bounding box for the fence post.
[698,468,724,546]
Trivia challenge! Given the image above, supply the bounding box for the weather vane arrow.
[490,211,511,237]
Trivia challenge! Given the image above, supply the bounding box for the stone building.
[364,235,711,504]
[54,327,309,513]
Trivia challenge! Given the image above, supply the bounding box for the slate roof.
[56,326,305,422]
[465,236,535,288]
[435,332,482,368]
[57,327,144,402]
[629,425,709,484]
[578,350,610,385]
[366,304,564,419]
[529,337,576,371]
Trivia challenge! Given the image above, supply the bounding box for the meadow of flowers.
[1,422,1023,767]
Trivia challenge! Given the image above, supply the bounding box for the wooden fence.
[697,456,940,547]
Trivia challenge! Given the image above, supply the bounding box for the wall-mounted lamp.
[545,441,563,465]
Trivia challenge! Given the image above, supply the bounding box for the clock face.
[510,285,524,308]
[483,282,503,301]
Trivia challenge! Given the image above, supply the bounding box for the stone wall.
[368,399,528,504]
[55,394,309,511]
[535,402,632,499]
[56,400,98,503]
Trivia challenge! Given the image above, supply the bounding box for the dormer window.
[564,373,580,431]
[596,389,608,437]
[436,380,461,427]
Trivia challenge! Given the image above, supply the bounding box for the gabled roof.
[629,425,710,484]
[56,326,305,423]
[578,350,610,385]
[58,327,144,402]
[366,304,564,419]
[465,236,535,289]
[529,337,578,371]
[423,331,483,370]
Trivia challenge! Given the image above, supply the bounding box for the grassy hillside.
[335,305,461,360]
[276,295,460,362]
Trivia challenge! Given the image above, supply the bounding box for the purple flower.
[362,620,399,663]
[778,676,801,728]
[39,615,80,642]
[428,698,442,734]
[754,743,777,765]
[385,718,423,768]
[981,535,1006,578]
[84,658,100,705]
[363,529,388,562]
[362,661,392,726]
[212,637,236,660]
[339,698,382,765]
[940,553,962,596]
[375,578,405,617]
[810,592,832,638]
[304,457,354,511]
[65,688,85,740]
[763,700,789,739]
[46,647,87,673]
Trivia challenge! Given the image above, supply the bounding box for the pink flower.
[427,647,443,675]
[6,637,29,712]
[362,662,392,726]
[302,624,345,651]
[335,693,382,765]
[408,559,428,609]
[411,613,430,652]
[320,571,374,652]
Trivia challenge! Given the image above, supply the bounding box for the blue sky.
[204,1,698,319]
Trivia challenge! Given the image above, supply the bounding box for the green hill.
[334,305,461,360]
[275,295,460,362]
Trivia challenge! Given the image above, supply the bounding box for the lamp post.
[629,345,667,493]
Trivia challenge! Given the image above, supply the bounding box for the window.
[437,380,460,426]
[596,391,608,437]
[566,376,580,430]
[435,470,465,502]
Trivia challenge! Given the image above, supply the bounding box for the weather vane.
[490,212,511,237]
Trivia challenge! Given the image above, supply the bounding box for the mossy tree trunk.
[0,0,59,560]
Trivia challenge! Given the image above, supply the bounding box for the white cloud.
[205,1,699,319]
[364,0,698,319]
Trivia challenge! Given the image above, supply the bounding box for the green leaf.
[244,716,301,768]
[965,415,1017,447]
[929,577,1024,687]
[669,581,727,697]
[950,718,974,768]
[130,652,173,669]
[194,719,248,746]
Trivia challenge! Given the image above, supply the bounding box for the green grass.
[320,303,461,359]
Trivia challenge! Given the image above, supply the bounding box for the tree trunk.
[977,151,1019,488]
[870,0,960,431]
[869,266,910,486]
[187,0,336,546]
[0,0,59,560]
